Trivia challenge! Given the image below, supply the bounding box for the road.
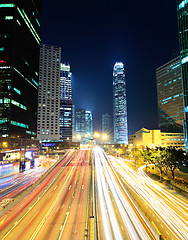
[1,147,187,240]
[0,149,91,240]
[93,147,156,240]
[109,154,188,240]
[0,156,58,203]
[0,168,47,203]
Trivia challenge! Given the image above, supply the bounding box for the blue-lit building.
[0,1,41,138]
[75,109,86,138]
[156,56,184,133]
[177,0,188,148]
[59,63,73,141]
[85,111,93,137]
[75,109,93,142]
[113,62,128,144]
[102,113,112,143]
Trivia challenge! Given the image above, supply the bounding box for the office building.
[156,56,184,133]
[0,1,41,138]
[129,128,185,149]
[75,109,86,138]
[102,113,112,142]
[59,63,73,141]
[37,44,61,141]
[177,0,188,148]
[75,109,93,141]
[113,62,128,144]
[85,111,93,137]
[102,113,111,133]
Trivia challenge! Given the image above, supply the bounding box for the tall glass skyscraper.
[0,1,41,138]
[177,0,188,148]
[113,62,128,144]
[59,63,73,141]
[85,111,93,136]
[156,56,184,133]
[75,109,93,142]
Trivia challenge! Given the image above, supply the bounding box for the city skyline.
[41,0,180,134]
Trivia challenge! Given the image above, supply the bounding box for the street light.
[102,133,108,140]
[76,134,81,140]
[94,132,100,138]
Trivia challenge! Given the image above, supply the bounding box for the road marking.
[58,212,69,240]
[54,186,57,191]
[160,224,164,228]
[166,231,169,235]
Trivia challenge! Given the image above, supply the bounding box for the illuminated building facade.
[129,128,185,149]
[59,63,73,141]
[37,44,61,141]
[113,62,128,144]
[0,1,41,138]
[75,109,93,141]
[156,56,184,133]
[102,113,111,133]
[85,111,93,137]
[75,109,86,139]
[177,0,188,148]
[102,113,112,143]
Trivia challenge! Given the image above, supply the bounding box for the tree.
[152,147,166,180]
[163,147,186,179]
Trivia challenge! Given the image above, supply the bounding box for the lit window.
[0,4,15,8]
[5,16,13,20]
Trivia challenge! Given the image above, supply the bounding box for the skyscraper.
[156,56,184,133]
[75,109,93,141]
[59,63,73,141]
[113,62,128,144]
[102,113,111,134]
[0,1,41,138]
[85,111,93,137]
[75,109,86,138]
[37,44,61,141]
[102,113,112,143]
[177,0,188,148]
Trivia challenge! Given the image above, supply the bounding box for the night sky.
[41,0,180,135]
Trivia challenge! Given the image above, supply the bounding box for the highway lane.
[0,149,91,240]
[93,147,156,240]
[0,168,48,202]
[0,156,59,203]
[109,155,188,240]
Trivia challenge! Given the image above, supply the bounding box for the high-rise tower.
[113,62,128,144]
[177,0,188,148]
[156,56,184,133]
[37,44,61,141]
[0,1,41,138]
[59,63,73,141]
[85,111,93,137]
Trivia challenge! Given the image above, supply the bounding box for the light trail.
[0,149,91,240]
[109,156,188,240]
[94,147,156,240]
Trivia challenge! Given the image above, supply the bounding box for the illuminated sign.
[42,143,56,147]
[25,151,33,160]
[0,60,6,63]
